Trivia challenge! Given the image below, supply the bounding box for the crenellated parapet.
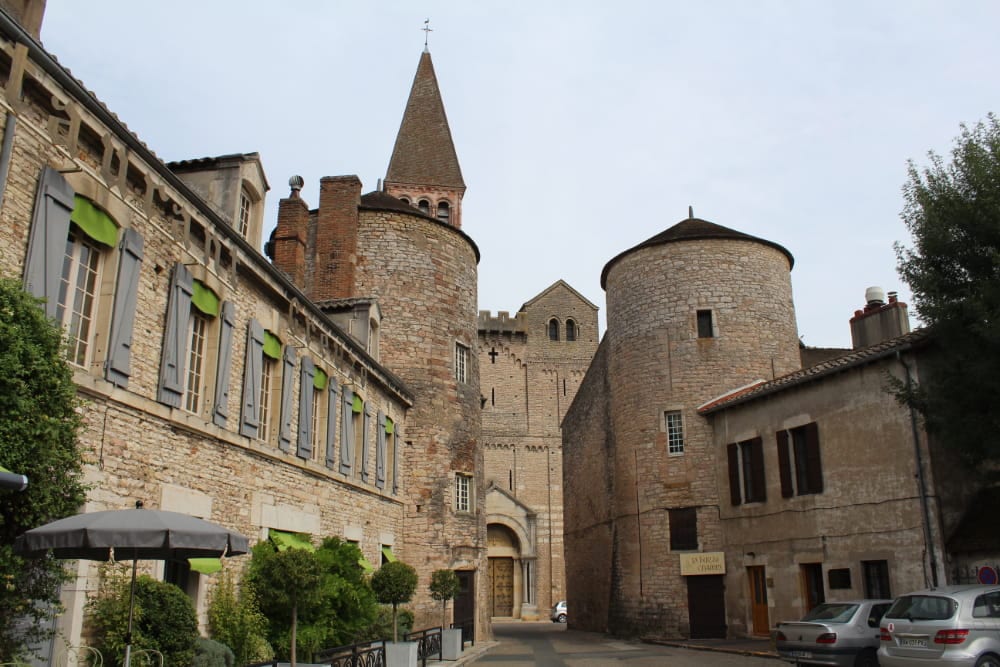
[478,309,526,334]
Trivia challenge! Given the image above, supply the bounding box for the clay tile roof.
[698,329,930,415]
[600,217,795,289]
[385,51,465,189]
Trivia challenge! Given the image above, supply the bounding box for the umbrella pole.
[124,559,137,667]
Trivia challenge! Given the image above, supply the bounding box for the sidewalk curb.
[642,637,781,660]
[428,640,499,665]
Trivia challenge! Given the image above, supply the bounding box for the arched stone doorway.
[486,484,539,620]
[488,524,520,617]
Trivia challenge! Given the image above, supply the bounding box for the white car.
[551,600,567,623]
[774,599,891,667]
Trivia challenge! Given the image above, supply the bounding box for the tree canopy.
[370,560,417,642]
[896,113,1000,464]
[0,278,88,661]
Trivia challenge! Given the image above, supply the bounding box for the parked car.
[774,599,892,666]
[878,584,1000,666]
[551,600,567,623]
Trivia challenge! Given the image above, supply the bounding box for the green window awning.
[381,545,397,563]
[0,464,10,473]
[188,558,222,575]
[191,280,220,317]
[358,555,374,573]
[385,417,394,435]
[71,196,119,247]
[268,529,315,552]
[263,331,282,360]
[352,394,363,413]
[314,367,328,391]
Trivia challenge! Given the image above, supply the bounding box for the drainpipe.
[897,350,939,587]
[0,112,17,211]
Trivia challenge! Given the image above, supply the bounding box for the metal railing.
[403,627,441,667]
[314,639,386,667]
[452,619,475,646]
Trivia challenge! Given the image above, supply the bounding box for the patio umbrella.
[15,501,249,667]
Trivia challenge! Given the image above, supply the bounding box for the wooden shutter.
[157,263,192,408]
[360,406,372,482]
[748,437,766,503]
[776,430,794,498]
[804,422,823,494]
[297,357,315,459]
[340,387,354,474]
[727,443,742,506]
[278,344,296,452]
[23,167,75,319]
[376,410,387,489]
[240,319,264,438]
[325,379,340,469]
[211,301,235,426]
[105,227,144,387]
[392,424,401,494]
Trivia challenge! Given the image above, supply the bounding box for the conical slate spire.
[385,51,465,190]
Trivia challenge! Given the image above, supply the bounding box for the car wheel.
[854,649,878,667]
[976,655,1000,667]
[557,613,567,623]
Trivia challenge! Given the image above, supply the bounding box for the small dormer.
[168,152,270,250]
[318,298,383,361]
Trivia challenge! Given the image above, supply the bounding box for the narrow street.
[470,622,779,666]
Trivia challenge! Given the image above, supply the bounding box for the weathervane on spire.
[423,18,433,52]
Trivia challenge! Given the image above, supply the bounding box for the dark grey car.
[775,599,892,667]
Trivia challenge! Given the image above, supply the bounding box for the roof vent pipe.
[865,286,886,306]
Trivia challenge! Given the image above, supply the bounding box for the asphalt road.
[470,622,780,666]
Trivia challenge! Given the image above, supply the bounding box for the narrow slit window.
[697,309,714,338]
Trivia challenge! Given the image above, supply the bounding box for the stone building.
[563,214,1000,639]
[0,2,491,658]
[478,280,598,619]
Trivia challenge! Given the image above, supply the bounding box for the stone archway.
[488,523,520,618]
[485,483,540,620]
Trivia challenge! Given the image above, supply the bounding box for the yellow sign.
[679,552,726,576]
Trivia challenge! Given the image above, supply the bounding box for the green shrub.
[192,638,234,667]
[207,572,271,665]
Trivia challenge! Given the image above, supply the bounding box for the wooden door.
[747,566,770,635]
[801,563,825,612]
[490,557,514,617]
[453,570,475,642]
[686,575,727,638]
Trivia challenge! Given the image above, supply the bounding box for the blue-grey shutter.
[297,357,315,459]
[157,263,193,408]
[105,227,143,387]
[376,410,387,490]
[340,387,353,475]
[278,344,296,452]
[240,319,264,438]
[325,379,340,469]
[212,301,236,427]
[23,166,74,319]
[360,405,372,483]
[392,424,401,494]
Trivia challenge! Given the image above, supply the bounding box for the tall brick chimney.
[850,286,911,349]
[313,175,362,301]
[271,176,308,289]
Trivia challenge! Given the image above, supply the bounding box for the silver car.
[774,599,892,667]
[878,584,1000,666]
[551,600,567,623]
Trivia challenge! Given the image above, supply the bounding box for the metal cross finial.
[423,18,433,51]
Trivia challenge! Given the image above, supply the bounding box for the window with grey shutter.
[157,263,193,408]
[23,166,75,319]
[376,410,387,489]
[392,424,401,494]
[211,300,235,427]
[297,357,315,459]
[340,387,354,474]
[278,344,296,452]
[726,443,741,505]
[360,406,372,483]
[776,430,794,498]
[240,319,264,438]
[105,227,144,387]
[325,379,340,469]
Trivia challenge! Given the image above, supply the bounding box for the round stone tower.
[598,215,800,635]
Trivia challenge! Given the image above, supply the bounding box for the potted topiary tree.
[429,569,462,660]
[371,560,418,667]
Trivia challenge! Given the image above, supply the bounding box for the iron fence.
[404,626,441,667]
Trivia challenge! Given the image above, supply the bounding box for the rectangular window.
[668,507,698,551]
[259,357,275,443]
[828,568,852,590]
[239,190,252,238]
[58,232,102,368]
[727,437,766,505]
[696,309,714,338]
[863,560,891,599]
[455,343,468,383]
[665,410,684,454]
[311,387,323,460]
[777,422,824,497]
[183,313,208,414]
[455,473,472,512]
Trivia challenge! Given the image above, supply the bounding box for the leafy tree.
[895,113,1000,464]
[208,571,271,665]
[311,537,378,646]
[429,569,460,629]
[0,278,87,661]
[370,560,417,642]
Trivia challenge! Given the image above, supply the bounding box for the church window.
[455,343,469,383]
[548,318,560,341]
[566,319,577,342]
[436,200,450,223]
[727,437,766,505]
[399,196,410,205]
[418,199,430,215]
[665,410,684,454]
[777,422,824,497]
[697,309,714,338]
[455,473,473,512]
[669,507,698,551]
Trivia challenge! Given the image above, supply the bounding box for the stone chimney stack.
[850,286,911,349]
[271,176,308,289]
[313,175,362,301]
[0,0,46,40]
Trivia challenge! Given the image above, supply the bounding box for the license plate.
[899,638,928,648]
[789,651,812,658]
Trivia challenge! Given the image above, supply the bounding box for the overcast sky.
[40,1,1000,348]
